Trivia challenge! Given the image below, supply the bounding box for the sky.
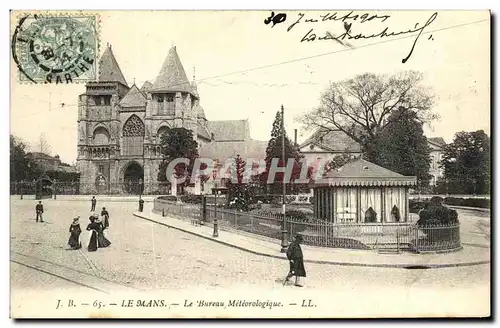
[10,10,490,165]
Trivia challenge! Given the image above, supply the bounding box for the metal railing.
[153,198,462,253]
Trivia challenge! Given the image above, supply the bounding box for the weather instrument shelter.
[312,158,417,224]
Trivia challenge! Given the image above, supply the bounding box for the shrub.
[443,197,490,209]
[180,194,202,204]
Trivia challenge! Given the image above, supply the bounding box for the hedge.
[443,197,490,209]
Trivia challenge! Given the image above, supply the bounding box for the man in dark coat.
[35,201,44,223]
[91,196,97,211]
[284,234,306,287]
[101,207,110,230]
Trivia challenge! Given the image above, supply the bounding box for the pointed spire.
[151,46,193,94]
[191,65,199,98]
[98,44,128,86]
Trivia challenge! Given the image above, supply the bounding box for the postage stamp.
[11,12,99,84]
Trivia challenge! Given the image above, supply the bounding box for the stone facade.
[77,44,266,194]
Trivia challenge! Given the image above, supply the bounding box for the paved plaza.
[10,197,490,317]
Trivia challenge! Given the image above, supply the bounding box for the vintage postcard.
[10,10,491,319]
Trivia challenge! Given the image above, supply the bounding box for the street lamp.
[280,104,288,253]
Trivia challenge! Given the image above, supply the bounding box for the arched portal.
[123,162,144,194]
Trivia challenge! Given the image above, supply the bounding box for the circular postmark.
[12,13,98,84]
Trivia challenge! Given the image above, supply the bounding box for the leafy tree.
[440,130,490,194]
[324,151,356,173]
[157,127,199,193]
[300,71,436,158]
[10,135,37,182]
[262,111,305,194]
[227,155,256,211]
[369,109,431,189]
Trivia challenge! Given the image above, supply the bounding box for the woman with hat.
[67,216,82,250]
[86,213,99,252]
[94,215,111,248]
[284,234,306,287]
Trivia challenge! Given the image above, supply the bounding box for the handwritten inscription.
[264,11,287,27]
[265,11,438,63]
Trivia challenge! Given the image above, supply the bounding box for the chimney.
[294,129,298,146]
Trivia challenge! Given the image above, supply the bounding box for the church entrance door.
[123,162,144,195]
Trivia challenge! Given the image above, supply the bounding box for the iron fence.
[153,198,461,253]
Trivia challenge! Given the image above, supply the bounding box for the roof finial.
[193,66,196,82]
[133,77,136,85]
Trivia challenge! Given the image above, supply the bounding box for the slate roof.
[197,123,211,141]
[207,120,249,141]
[98,45,128,86]
[141,81,153,93]
[317,158,417,187]
[428,137,446,148]
[300,128,362,153]
[120,84,147,107]
[194,103,207,120]
[150,46,194,94]
[199,139,268,162]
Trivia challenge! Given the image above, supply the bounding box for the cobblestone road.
[10,198,490,317]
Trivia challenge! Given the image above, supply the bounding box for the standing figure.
[35,201,44,223]
[94,216,111,248]
[101,207,110,230]
[91,196,97,211]
[284,234,306,287]
[67,216,82,250]
[86,214,99,252]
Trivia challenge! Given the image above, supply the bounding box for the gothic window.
[123,115,145,137]
[93,127,110,145]
[103,96,111,105]
[165,94,175,116]
[157,126,169,144]
[93,96,102,105]
[122,115,145,155]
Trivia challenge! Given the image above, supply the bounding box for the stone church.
[77,44,267,194]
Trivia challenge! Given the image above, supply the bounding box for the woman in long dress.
[86,215,99,252]
[95,217,111,248]
[67,217,82,250]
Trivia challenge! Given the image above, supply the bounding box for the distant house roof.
[207,120,250,141]
[120,84,147,107]
[98,45,128,86]
[29,152,55,160]
[316,158,417,187]
[428,137,446,148]
[150,46,194,94]
[300,128,362,153]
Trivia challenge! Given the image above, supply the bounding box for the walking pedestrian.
[101,207,109,230]
[284,234,306,287]
[94,216,111,248]
[67,216,82,250]
[90,196,97,212]
[86,214,99,252]
[35,201,44,223]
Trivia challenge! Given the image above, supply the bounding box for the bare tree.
[34,133,52,174]
[300,71,437,155]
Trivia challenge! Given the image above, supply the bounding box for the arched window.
[157,126,169,144]
[391,205,401,222]
[93,126,110,145]
[122,115,145,155]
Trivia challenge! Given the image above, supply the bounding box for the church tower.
[146,46,198,141]
[77,44,129,194]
